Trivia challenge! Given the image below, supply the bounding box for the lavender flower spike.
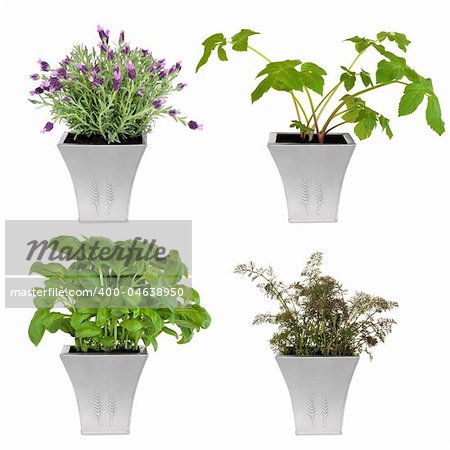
[76,63,88,73]
[38,59,50,71]
[188,120,203,130]
[126,60,136,80]
[119,30,125,43]
[29,73,39,80]
[136,89,144,97]
[153,98,166,109]
[169,109,180,116]
[97,25,110,43]
[113,66,122,90]
[177,82,187,90]
[41,122,54,133]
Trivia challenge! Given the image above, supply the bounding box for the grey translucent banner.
[5,220,192,308]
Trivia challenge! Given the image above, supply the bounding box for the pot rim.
[60,345,148,356]
[275,354,360,360]
[268,131,355,146]
[57,132,148,147]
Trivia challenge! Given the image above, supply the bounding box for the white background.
[1,0,449,448]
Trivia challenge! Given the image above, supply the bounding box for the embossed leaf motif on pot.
[28,235,211,434]
[235,252,398,434]
[29,26,203,222]
[197,29,445,222]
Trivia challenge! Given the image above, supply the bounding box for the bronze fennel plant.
[235,252,398,358]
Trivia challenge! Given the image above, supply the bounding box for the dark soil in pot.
[64,133,143,145]
[275,133,347,144]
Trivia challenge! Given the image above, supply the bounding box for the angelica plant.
[29,26,202,144]
[197,29,444,143]
[235,252,398,358]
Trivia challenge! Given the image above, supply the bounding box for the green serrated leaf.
[426,95,445,135]
[377,31,410,52]
[217,44,228,61]
[398,83,426,116]
[252,60,303,102]
[360,70,373,87]
[231,29,259,51]
[354,110,378,140]
[299,62,326,95]
[379,115,393,139]
[340,72,356,91]
[376,59,405,83]
[196,33,227,72]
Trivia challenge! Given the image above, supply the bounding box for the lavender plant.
[29,26,202,144]
[235,252,398,358]
[197,30,444,143]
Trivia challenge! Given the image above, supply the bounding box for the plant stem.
[324,121,347,134]
[247,45,272,63]
[313,48,369,125]
[305,88,320,140]
[320,81,403,136]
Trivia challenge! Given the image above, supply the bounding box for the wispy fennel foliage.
[235,252,398,358]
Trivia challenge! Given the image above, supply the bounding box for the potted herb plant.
[28,235,210,435]
[197,30,445,222]
[29,26,202,222]
[235,252,398,435]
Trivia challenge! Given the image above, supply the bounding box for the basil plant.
[28,236,210,352]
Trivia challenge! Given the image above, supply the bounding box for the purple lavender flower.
[155,59,165,70]
[38,59,50,71]
[168,61,182,74]
[148,65,156,73]
[91,66,100,76]
[176,82,187,90]
[29,86,44,96]
[126,60,136,80]
[76,63,88,73]
[136,89,144,97]
[141,49,150,57]
[169,109,180,116]
[188,120,203,130]
[122,43,130,54]
[98,42,108,53]
[113,66,122,90]
[158,70,168,80]
[107,49,114,60]
[41,121,54,133]
[52,68,67,78]
[89,76,104,87]
[97,25,110,43]
[63,95,71,102]
[48,77,63,93]
[152,98,166,109]
[60,57,71,66]
[29,73,39,80]
[119,30,125,43]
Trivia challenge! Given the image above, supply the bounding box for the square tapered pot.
[58,133,147,222]
[276,355,359,435]
[60,345,148,435]
[268,132,355,223]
